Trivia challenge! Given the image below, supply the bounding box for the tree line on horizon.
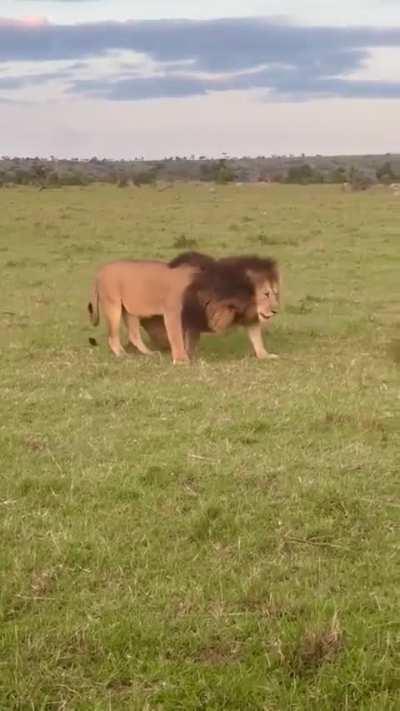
[0,154,399,190]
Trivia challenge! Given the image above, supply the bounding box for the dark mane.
[219,255,279,278]
[166,250,280,331]
[169,251,215,271]
[182,261,255,332]
[169,251,278,279]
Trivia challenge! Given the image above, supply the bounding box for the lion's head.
[169,251,281,331]
[218,255,280,326]
[249,278,280,325]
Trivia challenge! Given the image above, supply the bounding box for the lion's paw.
[256,351,279,360]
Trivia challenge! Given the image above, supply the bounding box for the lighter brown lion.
[88,259,199,364]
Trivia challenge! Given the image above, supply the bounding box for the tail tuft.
[87,284,100,326]
[89,337,98,347]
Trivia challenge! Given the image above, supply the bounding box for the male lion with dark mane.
[87,253,279,364]
[141,251,281,360]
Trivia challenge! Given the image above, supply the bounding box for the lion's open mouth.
[258,312,273,321]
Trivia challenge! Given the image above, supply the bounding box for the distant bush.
[117,175,129,188]
[215,160,236,184]
[349,169,374,192]
[200,159,235,184]
[46,171,61,187]
[132,169,158,187]
[270,173,284,183]
[285,163,323,184]
[327,166,347,183]
[58,171,89,186]
[376,161,397,184]
[199,163,216,181]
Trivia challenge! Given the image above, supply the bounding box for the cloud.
[1,16,400,102]
[69,66,400,102]
[0,71,62,89]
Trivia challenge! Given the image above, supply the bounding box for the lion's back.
[95,259,197,316]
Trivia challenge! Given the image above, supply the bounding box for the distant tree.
[215,159,235,184]
[256,168,272,183]
[59,170,88,186]
[327,166,347,183]
[12,167,31,185]
[199,162,215,181]
[30,161,49,186]
[376,161,396,184]
[285,163,323,184]
[47,171,60,187]
[132,167,158,187]
[349,167,374,191]
[117,174,129,188]
[271,173,284,183]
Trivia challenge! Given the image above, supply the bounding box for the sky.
[1,0,400,158]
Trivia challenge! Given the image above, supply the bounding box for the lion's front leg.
[163,310,190,364]
[247,323,278,360]
[184,329,200,360]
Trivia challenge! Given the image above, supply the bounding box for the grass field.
[1,183,400,710]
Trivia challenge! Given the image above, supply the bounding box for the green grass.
[1,183,400,710]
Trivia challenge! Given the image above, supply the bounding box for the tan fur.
[243,276,280,359]
[88,260,199,364]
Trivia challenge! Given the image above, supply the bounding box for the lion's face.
[254,278,280,325]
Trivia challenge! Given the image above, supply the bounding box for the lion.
[87,255,275,364]
[140,251,281,360]
[87,259,200,364]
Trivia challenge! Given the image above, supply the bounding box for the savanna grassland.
[1,183,400,710]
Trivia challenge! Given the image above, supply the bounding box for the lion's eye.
[264,291,271,297]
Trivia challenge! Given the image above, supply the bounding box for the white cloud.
[345,47,400,81]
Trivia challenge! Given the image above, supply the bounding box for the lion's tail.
[88,280,100,327]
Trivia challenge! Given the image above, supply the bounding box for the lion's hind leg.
[141,317,171,352]
[103,300,125,357]
[122,310,155,356]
